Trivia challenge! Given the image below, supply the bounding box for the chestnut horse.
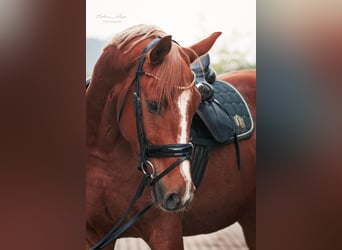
[86,24,255,250]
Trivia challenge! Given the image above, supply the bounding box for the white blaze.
[177,89,193,203]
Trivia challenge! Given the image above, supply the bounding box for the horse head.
[88,25,221,212]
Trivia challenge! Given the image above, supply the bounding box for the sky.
[86,0,255,63]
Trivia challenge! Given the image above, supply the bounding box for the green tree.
[211,47,255,74]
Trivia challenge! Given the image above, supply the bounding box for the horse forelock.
[150,45,191,106]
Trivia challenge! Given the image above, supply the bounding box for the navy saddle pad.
[190,55,254,146]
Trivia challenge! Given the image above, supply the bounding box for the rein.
[90,37,194,250]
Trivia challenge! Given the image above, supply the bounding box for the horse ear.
[148,35,172,66]
[184,32,222,63]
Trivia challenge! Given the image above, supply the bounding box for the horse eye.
[147,101,160,113]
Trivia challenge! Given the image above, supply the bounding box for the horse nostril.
[165,193,181,211]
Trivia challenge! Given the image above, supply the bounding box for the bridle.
[90,37,195,250]
[133,37,194,185]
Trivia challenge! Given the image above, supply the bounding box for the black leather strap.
[191,145,211,188]
[90,174,152,250]
[95,202,154,250]
[150,156,189,186]
[147,144,193,158]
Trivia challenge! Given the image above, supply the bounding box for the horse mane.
[105,24,167,52]
[105,24,191,105]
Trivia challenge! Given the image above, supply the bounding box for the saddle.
[190,54,254,188]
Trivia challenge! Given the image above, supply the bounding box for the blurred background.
[2,0,342,249]
[86,0,256,77]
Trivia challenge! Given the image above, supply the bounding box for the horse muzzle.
[152,180,194,212]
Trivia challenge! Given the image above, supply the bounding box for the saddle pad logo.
[234,115,246,129]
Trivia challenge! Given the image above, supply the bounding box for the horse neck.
[86,45,132,155]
